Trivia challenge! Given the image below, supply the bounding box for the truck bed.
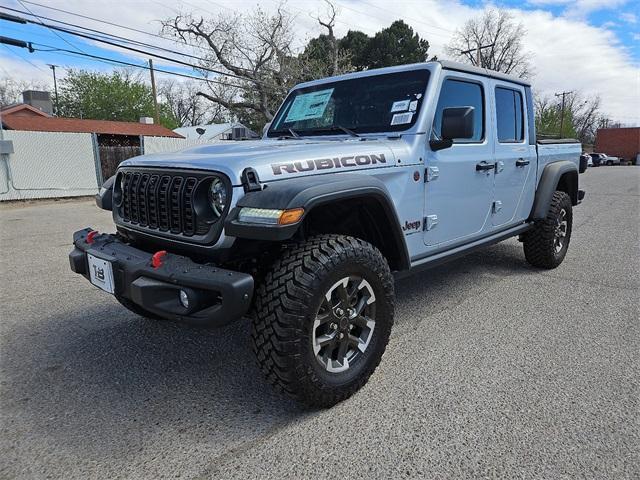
[536,139,582,180]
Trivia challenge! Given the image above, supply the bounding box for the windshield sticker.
[409,100,418,112]
[284,88,334,122]
[391,112,414,125]
[390,100,410,113]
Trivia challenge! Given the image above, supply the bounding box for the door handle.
[476,161,495,171]
[516,158,530,167]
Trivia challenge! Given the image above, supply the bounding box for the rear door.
[491,82,536,227]
[424,74,494,246]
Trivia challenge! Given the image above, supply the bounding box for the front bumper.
[69,228,254,326]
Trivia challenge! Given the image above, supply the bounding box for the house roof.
[1,116,183,137]
[174,122,257,140]
[0,103,51,117]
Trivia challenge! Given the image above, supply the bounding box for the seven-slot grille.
[119,171,206,237]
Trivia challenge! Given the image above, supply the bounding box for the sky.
[0,0,639,125]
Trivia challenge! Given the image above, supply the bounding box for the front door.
[491,83,537,227]
[424,75,494,247]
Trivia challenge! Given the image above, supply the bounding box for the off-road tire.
[523,191,573,269]
[251,234,395,408]
[116,296,164,320]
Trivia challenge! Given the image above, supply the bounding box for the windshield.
[268,70,430,137]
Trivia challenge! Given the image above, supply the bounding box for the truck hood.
[120,138,406,185]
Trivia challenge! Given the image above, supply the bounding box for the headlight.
[208,176,228,217]
[238,207,304,225]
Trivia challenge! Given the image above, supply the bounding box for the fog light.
[179,290,190,309]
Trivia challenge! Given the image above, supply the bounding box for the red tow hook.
[151,250,168,269]
[86,230,99,244]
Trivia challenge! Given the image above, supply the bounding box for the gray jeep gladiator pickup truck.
[69,60,585,407]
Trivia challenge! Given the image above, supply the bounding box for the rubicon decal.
[271,153,387,175]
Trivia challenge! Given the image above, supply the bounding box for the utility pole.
[148,59,160,124]
[47,64,59,116]
[461,43,495,68]
[554,91,573,138]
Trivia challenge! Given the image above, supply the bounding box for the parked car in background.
[589,153,607,166]
[603,155,620,166]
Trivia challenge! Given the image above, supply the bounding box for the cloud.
[620,12,638,24]
[527,0,628,19]
[1,0,638,124]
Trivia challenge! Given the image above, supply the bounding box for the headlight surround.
[208,176,228,217]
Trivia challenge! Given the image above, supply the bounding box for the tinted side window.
[495,87,524,142]
[433,79,484,142]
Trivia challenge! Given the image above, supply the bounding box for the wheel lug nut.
[330,322,337,330]
[339,333,345,339]
[336,308,344,316]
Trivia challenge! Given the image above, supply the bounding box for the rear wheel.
[251,234,395,408]
[523,191,573,269]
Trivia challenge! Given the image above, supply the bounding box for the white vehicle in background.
[603,155,620,166]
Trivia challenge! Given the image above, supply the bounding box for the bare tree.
[535,91,606,143]
[0,77,49,107]
[158,79,228,127]
[445,9,533,79]
[162,4,301,129]
[162,2,346,130]
[316,0,339,75]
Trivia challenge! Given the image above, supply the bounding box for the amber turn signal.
[278,208,305,225]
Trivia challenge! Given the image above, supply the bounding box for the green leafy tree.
[57,69,178,129]
[303,21,432,74]
[338,30,370,70]
[360,21,432,69]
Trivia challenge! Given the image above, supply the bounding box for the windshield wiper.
[335,125,360,137]
[274,128,300,140]
[287,127,300,138]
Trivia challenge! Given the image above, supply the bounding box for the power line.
[4,37,281,94]
[1,43,44,71]
[356,0,455,34]
[0,8,275,87]
[16,0,86,55]
[0,4,215,66]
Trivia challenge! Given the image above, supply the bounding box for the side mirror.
[430,107,475,151]
[262,122,271,138]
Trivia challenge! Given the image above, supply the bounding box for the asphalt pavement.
[1,166,638,479]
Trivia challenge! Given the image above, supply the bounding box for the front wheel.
[523,191,573,269]
[251,235,395,408]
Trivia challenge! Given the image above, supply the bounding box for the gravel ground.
[1,166,638,479]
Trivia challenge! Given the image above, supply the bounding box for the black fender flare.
[530,161,578,220]
[225,173,410,270]
[95,175,115,211]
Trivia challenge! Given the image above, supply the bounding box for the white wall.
[143,136,211,155]
[0,130,99,201]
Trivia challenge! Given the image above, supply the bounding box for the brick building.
[594,127,640,162]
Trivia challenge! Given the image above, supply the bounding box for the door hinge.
[493,201,503,213]
[425,166,439,182]
[424,215,438,231]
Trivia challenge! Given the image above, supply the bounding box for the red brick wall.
[594,128,640,160]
